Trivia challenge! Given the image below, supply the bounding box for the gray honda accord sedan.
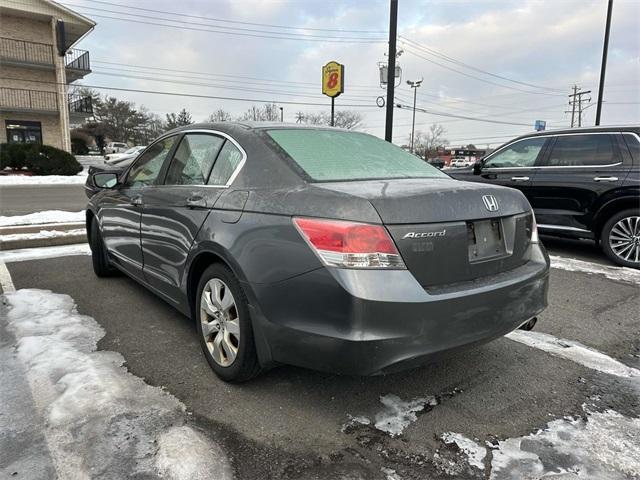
[87,122,550,382]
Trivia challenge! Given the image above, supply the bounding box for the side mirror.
[93,172,118,189]
[473,162,483,175]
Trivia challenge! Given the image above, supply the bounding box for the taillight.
[293,217,406,269]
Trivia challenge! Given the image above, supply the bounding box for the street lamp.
[406,78,423,154]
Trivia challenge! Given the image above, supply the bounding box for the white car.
[104,142,130,155]
[450,157,474,168]
[105,146,146,163]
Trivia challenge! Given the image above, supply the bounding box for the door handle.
[593,176,618,182]
[511,176,530,181]
[130,195,143,206]
[186,195,207,208]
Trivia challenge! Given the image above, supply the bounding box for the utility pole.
[595,0,613,125]
[384,0,398,143]
[567,86,592,127]
[407,78,423,153]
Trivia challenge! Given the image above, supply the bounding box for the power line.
[403,47,565,97]
[395,103,533,126]
[0,76,380,107]
[399,36,565,93]
[65,0,387,34]
[59,3,387,43]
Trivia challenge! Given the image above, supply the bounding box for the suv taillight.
[530,211,539,243]
[293,217,406,269]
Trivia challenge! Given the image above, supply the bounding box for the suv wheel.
[90,219,118,277]
[601,209,640,269]
[195,264,261,382]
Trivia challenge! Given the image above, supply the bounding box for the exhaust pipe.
[519,317,537,331]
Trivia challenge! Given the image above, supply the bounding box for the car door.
[529,132,630,233]
[98,135,178,280]
[140,132,243,301]
[470,136,549,199]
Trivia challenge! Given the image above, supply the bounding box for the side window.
[125,136,176,187]
[165,134,224,185]
[208,141,243,186]
[547,134,619,167]
[484,137,546,168]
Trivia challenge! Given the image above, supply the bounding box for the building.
[0,0,95,151]
[437,146,489,167]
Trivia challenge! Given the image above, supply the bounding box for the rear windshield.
[267,129,448,182]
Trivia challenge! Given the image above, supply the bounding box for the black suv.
[449,126,640,268]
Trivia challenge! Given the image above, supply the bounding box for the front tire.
[89,219,118,277]
[601,209,640,269]
[196,263,261,382]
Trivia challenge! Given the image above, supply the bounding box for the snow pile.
[441,432,486,470]
[489,407,640,479]
[506,330,640,379]
[550,255,640,285]
[0,173,87,185]
[5,289,232,479]
[0,210,85,227]
[1,229,85,242]
[0,243,91,263]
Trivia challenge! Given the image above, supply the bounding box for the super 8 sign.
[322,61,344,98]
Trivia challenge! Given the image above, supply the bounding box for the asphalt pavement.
[3,254,639,479]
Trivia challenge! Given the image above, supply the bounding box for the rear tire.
[90,219,118,277]
[196,263,262,382]
[601,209,640,269]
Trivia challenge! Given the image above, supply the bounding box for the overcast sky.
[63,0,639,147]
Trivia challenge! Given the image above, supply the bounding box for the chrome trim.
[537,224,591,233]
[593,176,619,182]
[482,131,636,170]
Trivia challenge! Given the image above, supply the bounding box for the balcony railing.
[0,37,91,77]
[68,94,93,115]
[0,87,58,112]
[0,37,54,66]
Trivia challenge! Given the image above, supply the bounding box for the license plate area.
[467,219,507,262]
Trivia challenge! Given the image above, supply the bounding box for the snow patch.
[0,243,91,263]
[506,330,640,379]
[374,394,437,436]
[156,426,233,480]
[0,173,87,185]
[1,228,85,242]
[489,407,640,479]
[441,432,486,470]
[4,289,231,479]
[0,210,85,227]
[550,255,640,285]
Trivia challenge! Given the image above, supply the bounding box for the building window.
[5,120,42,144]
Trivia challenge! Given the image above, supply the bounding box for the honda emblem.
[482,195,499,212]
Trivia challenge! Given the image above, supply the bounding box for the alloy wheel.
[200,278,240,367]
[608,215,640,264]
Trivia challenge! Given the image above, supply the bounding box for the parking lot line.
[0,261,15,293]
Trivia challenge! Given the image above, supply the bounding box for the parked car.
[105,142,129,154]
[427,157,445,169]
[448,126,640,268]
[86,123,549,382]
[450,157,474,168]
[105,146,146,163]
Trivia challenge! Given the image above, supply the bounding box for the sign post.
[322,61,344,127]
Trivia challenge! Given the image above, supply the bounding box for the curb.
[0,233,87,251]
[0,222,86,236]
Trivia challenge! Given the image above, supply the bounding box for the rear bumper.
[247,244,550,375]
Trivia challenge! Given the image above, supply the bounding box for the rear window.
[267,129,447,182]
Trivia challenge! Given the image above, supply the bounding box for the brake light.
[293,217,406,269]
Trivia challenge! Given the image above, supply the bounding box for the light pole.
[279,107,284,122]
[407,78,423,153]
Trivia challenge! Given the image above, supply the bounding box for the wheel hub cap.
[609,215,640,264]
[200,278,240,367]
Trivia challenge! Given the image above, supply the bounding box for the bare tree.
[239,103,280,122]
[413,123,448,159]
[302,110,363,130]
[206,109,232,123]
